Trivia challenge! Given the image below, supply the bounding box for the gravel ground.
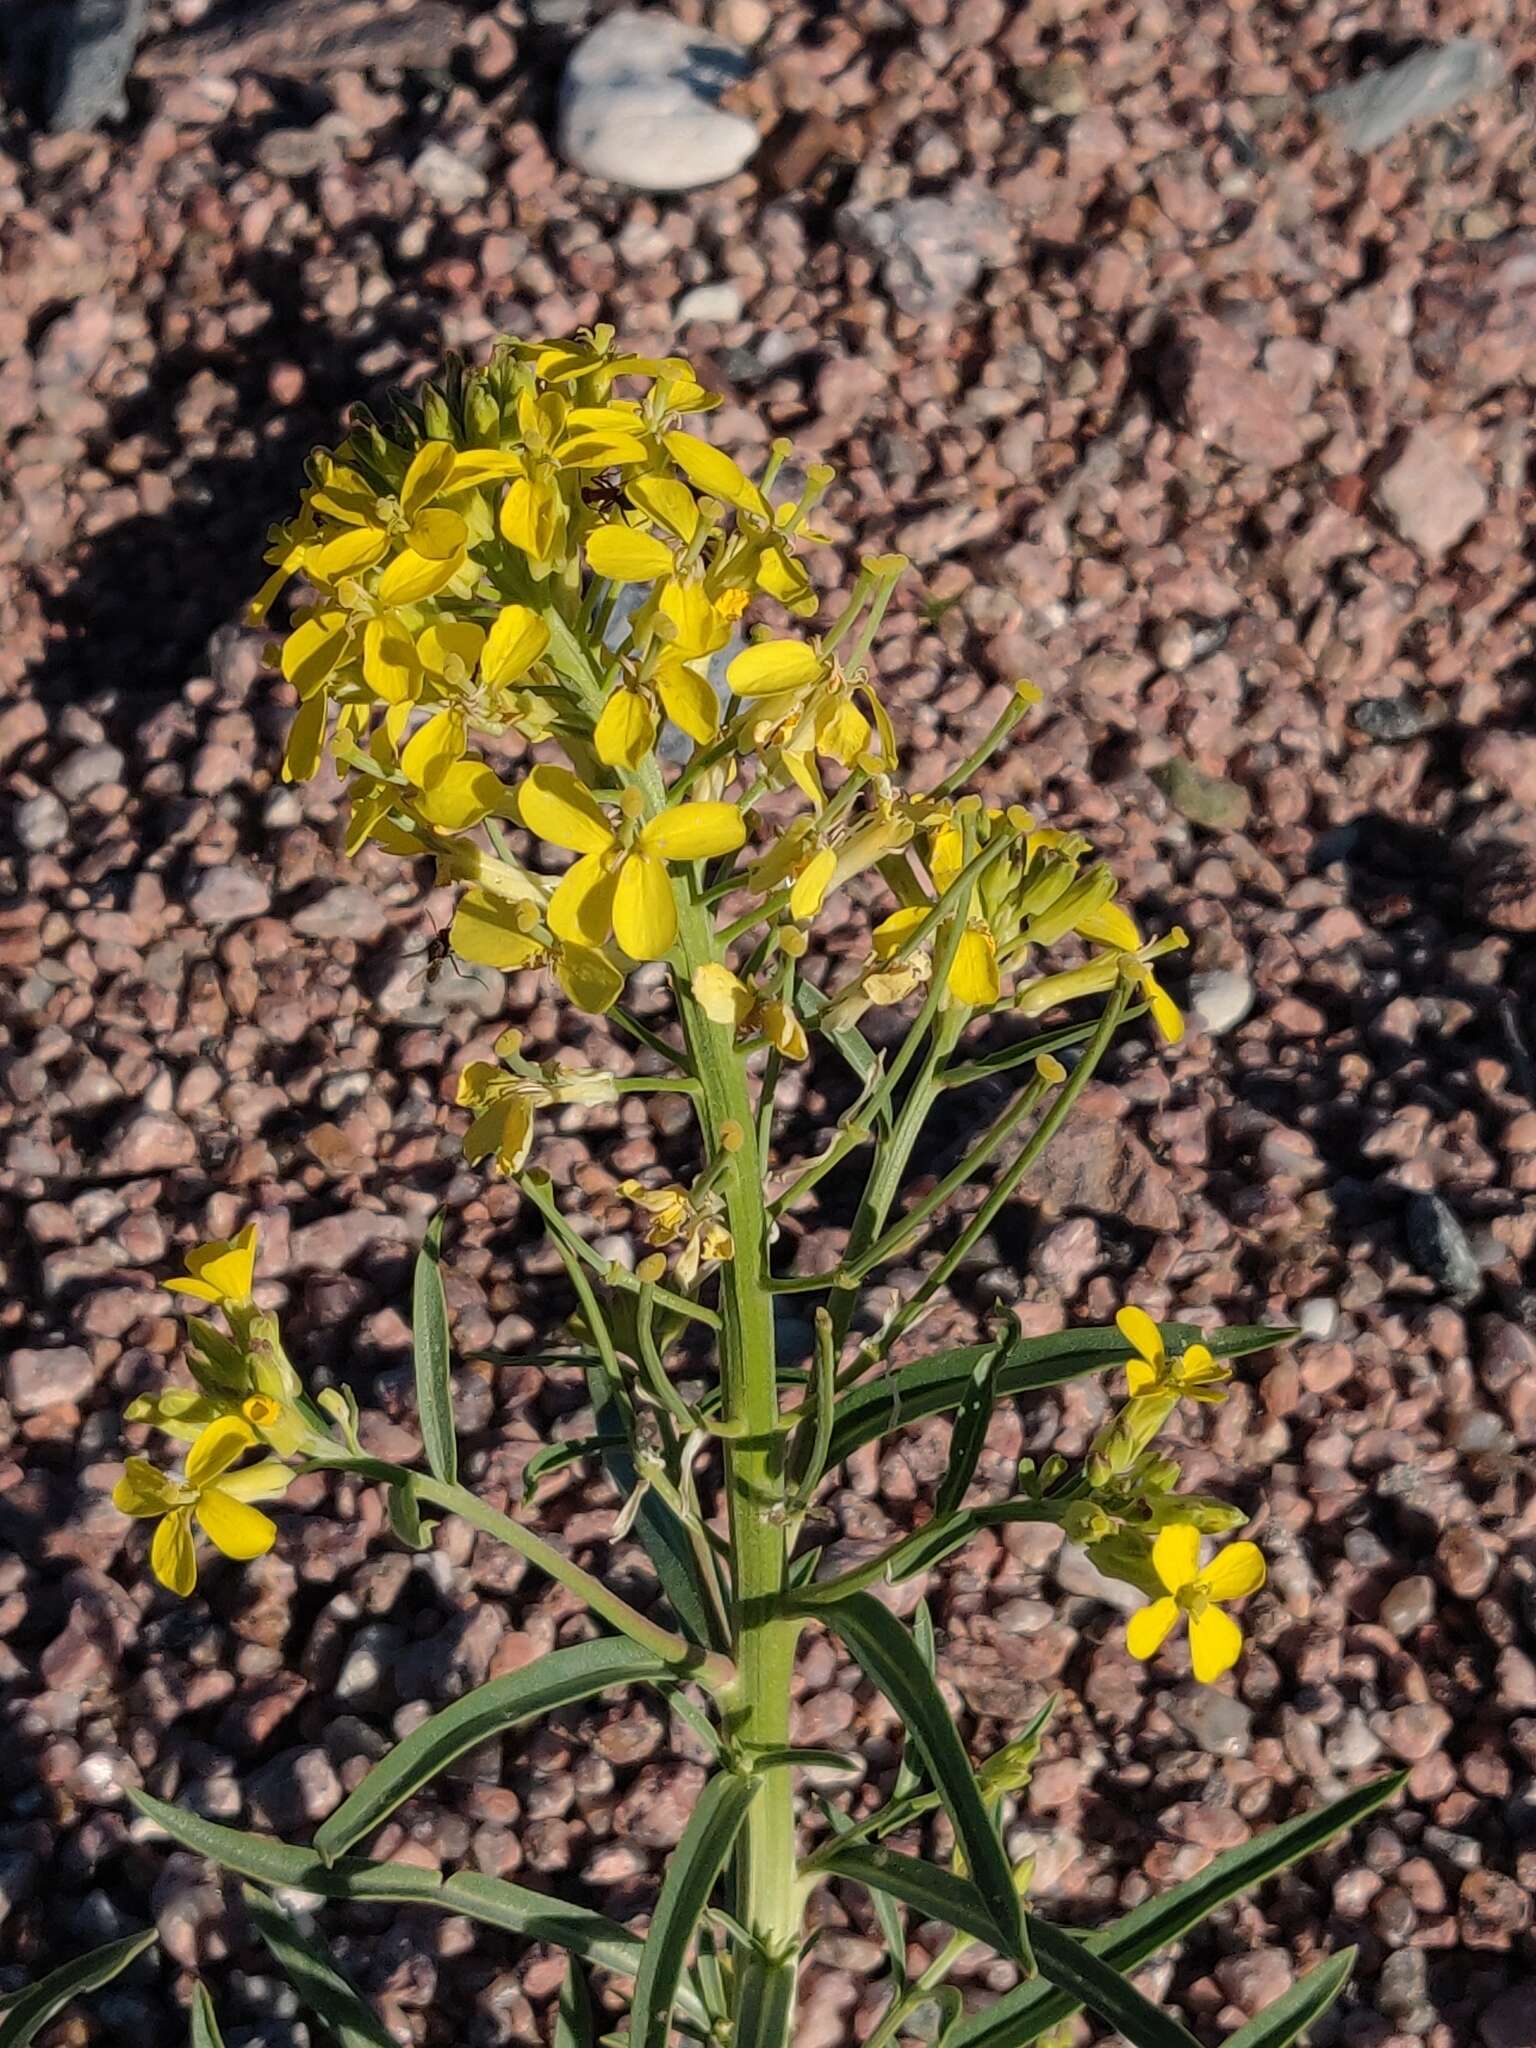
[3,1,1536,2043]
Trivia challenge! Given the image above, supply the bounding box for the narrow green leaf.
[587,1366,718,1649]
[807,1593,1024,1965]
[1224,1950,1357,2048]
[553,1956,594,2048]
[127,1790,661,1991]
[631,1773,757,2048]
[189,1984,227,2048]
[828,1323,1290,1471]
[315,1636,669,1863]
[948,1772,1406,2048]
[936,1334,1003,1519]
[747,1747,861,1774]
[243,1886,395,2048]
[522,1434,620,1504]
[413,1210,456,1485]
[1026,1913,1202,2048]
[0,1929,157,2048]
[384,1474,437,1551]
[819,1842,1004,1950]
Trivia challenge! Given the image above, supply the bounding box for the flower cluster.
[252,328,1185,1073]
[114,1226,328,1595]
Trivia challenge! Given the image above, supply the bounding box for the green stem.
[863,1930,975,2048]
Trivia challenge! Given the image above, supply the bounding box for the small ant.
[581,469,629,516]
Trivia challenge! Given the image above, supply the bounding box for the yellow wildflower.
[448,888,625,1015]
[518,766,745,961]
[1125,1524,1265,1683]
[692,963,808,1060]
[114,1416,290,1598]
[870,906,1001,1011]
[1116,1306,1232,1405]
[618,1178,734,1289]
[456,1056,620,1174]
[728,641,896,804]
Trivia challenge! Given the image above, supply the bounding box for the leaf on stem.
[629,1772,757,2048]
[553,1957,595,2048]
[806,1593,1025,1965]
[413,1210,457,1486]
[1223,1949,1358,2048]
[947,1773,1406,2048]
[189,1984,227,2048]
[1025,1913,1203,2048]
[243,1886,396,2048]
[817,1841,1006,1951]
[314,1636,671,1863]
[827,1322,1292,1471]
[935,1327,1005,1519]
[0,1929,157,2048]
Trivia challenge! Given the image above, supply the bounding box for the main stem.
[674,888,802,2046]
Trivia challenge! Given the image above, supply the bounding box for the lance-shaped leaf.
[816,1842,1012,1951]
[587,1365,720,1650]
[629,1772,757,2048]
[806,1593,1025,1965]
[827,1322,1290,1471]
[935,1332,1004,1519]
[243,1887,396,2048]
[0,1929,157,2048]
[1025,1913,1203,2048]
[413,1210,457,1485]
[553,1956,594,2048]
[315,1636,670,1862]
[188,1982,225,2048]
[189,1984,227,2048]
[948,1772,1406,2048]
[126,1790,668,1996]
[1224,1950,1358,2048]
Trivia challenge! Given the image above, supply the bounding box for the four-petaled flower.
[518,765,746,962]
[1126,1524,1265,1683]
[113,1415,291,1598]
[1117,1306,1232,1404]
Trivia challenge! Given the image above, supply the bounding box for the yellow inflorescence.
[249,329,1185,1167]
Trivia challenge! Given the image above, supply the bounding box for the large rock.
[10,0,149,131]
[558,9,758,193]
[840,188,1014,318]
[1169,318,1307,470]
[1373,422,1487,558]
[1315,38,1505,153]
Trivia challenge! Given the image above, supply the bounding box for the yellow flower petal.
[309,524,389,583]
[400,439,458,520]
[692,963,753,1028]
[659,579,728,659]
[114,1458,181,1517]
[640,802,746,862]
[378,545,465,607]
[1125,1358,1159,1397]
[1144,971,1185,1047]
[1151,1522,1202,1595]
[1194,1541,1266,1603]
[627,475,699,544]
[195,1487,278,1563]
[186,1415,259,1490]
[493,1096,537,1174]
[727,640,823,698]
[152,1506,197,1597]
[554,944,625,1016]
[405,506,469,562]
[1115,1305,1164,1369]
[400,710,463,790]
[282,694,327,783]
[656,662,720,747]
[174,1224,258,1305]
[518,765,615,855]
[595,684,659,769]
[548,852,618,947]
[499,474,561,561]
[281,612,350,696]
[1188,1603,1244,1684]
[760,999,808,1060]
[447,449,526,492]
[1076,902,1142,952]
[816,694,871,768]
[482,604,550,687]
[789,845,837,922]
[214,1458,292,1504]
[586,524,674,583]
[1125,1596,1179,1662]
[418,620,487,679]
[450,890,546,970]
[362,619,420,704]
[949,927,1000,1008]
[872,905,928,960]
[663,431,768,518]
[613,849,677,960]
[416,760,505,833]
